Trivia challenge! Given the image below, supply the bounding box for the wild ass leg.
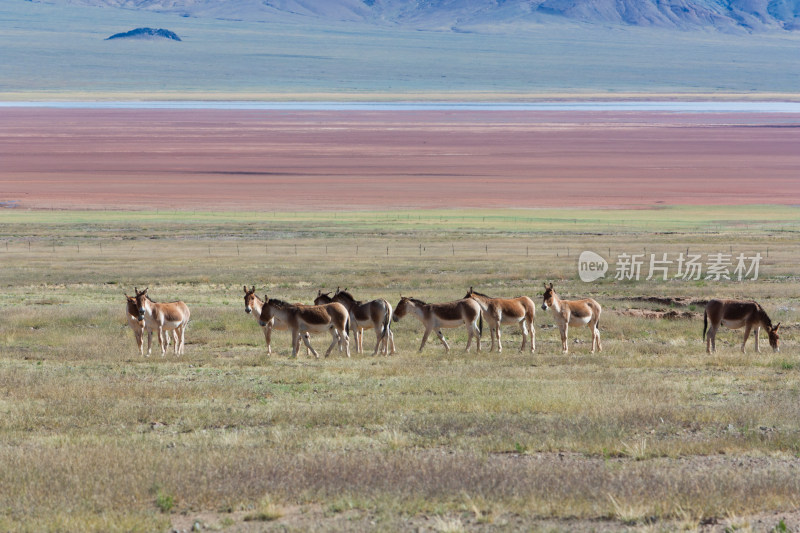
[178,326,186,355]
[741,323,753,353]
[157,327,168,356]
[295,329,319,358]
[595,323,602,352]
[418,328,433,352]
[753,326,761,353]
[561,324,569,354]
[464,321,480,352]
[135,328,144,356]
[340,328,351,357]
[146,331,153,356]
[372,322,384,356]
[519,321,528,352]
[325,328,347,358]
[706,324,717,354]
[436,329,451,353]
[496,323,503,353]
[262,325,272,355]
[589,319,599,353]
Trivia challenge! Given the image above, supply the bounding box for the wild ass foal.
[541,283,602,354]
[465,287,535,353]
[703,299,780,354]
[243,286,310,355]
[259,296,350,358]
[131,287,191,356]
[125,292,175,355]
[393,296,482,353]
[315,288,395,355]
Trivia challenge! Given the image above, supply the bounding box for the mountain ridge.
[45,0,800,32]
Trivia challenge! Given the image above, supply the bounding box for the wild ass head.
[541,282,556,311]
[243,285,257,314]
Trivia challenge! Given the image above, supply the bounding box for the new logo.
[578,251,608,282]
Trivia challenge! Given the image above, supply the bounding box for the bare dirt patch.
[617,307,701,320]
[2,109,800,211]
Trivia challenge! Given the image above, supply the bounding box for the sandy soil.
[2,109,800,211]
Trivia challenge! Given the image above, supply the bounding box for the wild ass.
[259,296,350,358]
[315,288,395,355]
[465,287,536,353]
[703,299,780,354]
[125,293,175,356]
[393,296,482,353]
[131,287,190,356]
[540,283,602,354]
[243,286,309,355]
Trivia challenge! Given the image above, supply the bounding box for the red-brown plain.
[2,108,799,210]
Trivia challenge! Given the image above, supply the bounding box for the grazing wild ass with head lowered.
[703,299,780,354]
[465,287,535,353]
[243,286,310,355]
[541,283,602,354]
[125,292,175,355]
[259,296,350,358]
[393,296,482,353]
[131,287,190,356]
[315,288,395,355]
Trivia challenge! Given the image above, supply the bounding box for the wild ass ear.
[543,282,548,289]
[774,323,781,332]
[243,285,248,293]
[549,282,554,289]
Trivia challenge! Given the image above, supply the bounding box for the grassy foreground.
[1,206,799,532]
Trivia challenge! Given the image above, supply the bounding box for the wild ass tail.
[380,302,392,342]
[702,310,708,340]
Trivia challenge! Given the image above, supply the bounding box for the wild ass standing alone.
[243,286,310,355]
[393,296,482,353]
[541,283,602,354]
[259,296,350,358]
[315,288,395,355]
[465,287,536,353]
[130,287,191,356]
[703,299,780,354]
[125,294,176,355]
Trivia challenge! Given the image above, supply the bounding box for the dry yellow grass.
[0,208,798,531]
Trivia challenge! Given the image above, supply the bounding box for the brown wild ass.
[131,287,191,356]
[259,296,350,358]
[125,293,175,355]
[465,287,536,353]
[393,296,482,353]
[703,299,780,354]
[315,288,395,355]
[243,286,310,355]
[541,283,602,354]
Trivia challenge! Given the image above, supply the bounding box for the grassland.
[1,206,799,532]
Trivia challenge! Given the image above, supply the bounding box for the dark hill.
[106,27,182,41]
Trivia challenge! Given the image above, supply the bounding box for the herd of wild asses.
[124,285,781,358]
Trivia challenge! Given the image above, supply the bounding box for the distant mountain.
[47,0,800,32]
[106,27,181,40]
